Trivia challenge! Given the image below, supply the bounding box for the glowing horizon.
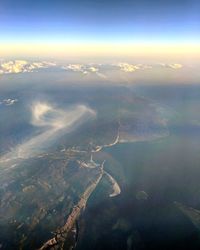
[1,42,200,59]
[1,0,200,59]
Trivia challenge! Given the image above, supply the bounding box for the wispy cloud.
[0,102,96,165]
[116,63,141,72]
[167,63,183,69]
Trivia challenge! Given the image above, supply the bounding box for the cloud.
[62,64,100,74]
[117,63,140,72]
[31,102,53,126]
[62,64,85,73]
[115,62,183,72]
[62,63,107,79]
[167,63,183,69]
[0,60,107,78]
[0,60,56,74]
[115,63,153,72]
[0,98,18,106]
[0,59,184,78]
[159,63,183,69]
[88,66,99,73]
[95,72,107,79]
[1,60,28,73]
[0,102,96,165]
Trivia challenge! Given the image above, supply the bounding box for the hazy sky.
[0,0,199,57]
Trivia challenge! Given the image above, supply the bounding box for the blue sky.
[0,0,200,44]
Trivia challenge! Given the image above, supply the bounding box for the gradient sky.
[0,0,200,57]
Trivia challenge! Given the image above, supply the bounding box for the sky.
[0,0,200,58]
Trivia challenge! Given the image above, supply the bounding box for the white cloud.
[158,63,183,69]
[117,63,140,72]
[31,102,53,126]
[0,60,184,77]
[96,72,107,79]
[167,63,183,69]
[62,64,100,74]
[0,60,57,74]
[88,66,99,72]
[0,98,18,106]
[62,63,107,78]
[116,62,183,72]
[62,64,85,72]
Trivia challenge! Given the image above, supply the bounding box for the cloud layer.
[0,59,184,76]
